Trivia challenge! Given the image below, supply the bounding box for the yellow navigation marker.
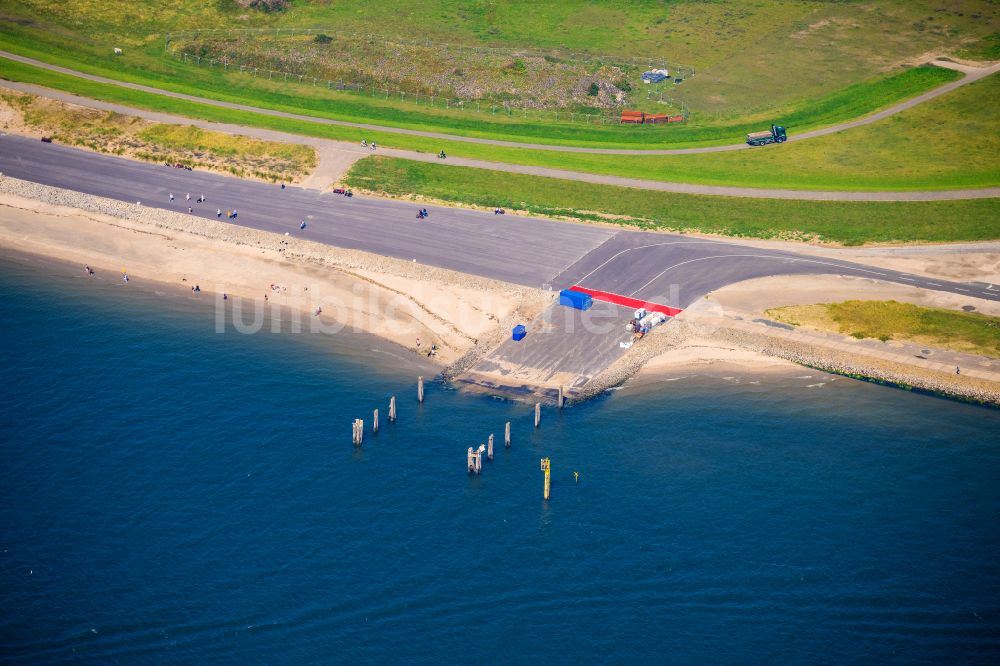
[574,471,579,483]
[540,457,551,500]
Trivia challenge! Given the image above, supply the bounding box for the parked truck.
[746,124,787,146]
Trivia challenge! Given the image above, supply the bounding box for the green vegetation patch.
[0,0,991,148]
[766,301,1000,358]
[0,89,315,180]
[3,55,991,192]
[344,157,1000,245]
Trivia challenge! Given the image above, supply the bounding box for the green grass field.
[0,0,996,146]
[345,157,1000,245]
[2,57,996,191]
[0,26,964,150]
[766,301,1000,358]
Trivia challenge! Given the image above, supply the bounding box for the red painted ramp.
[569,286,683,317]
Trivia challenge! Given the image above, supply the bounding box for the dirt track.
[2,50,998,202]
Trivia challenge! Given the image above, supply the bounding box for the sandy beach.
[1,174,997,404]
[0,178,549,369]
[620,274,1000,403]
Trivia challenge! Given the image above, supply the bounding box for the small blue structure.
[559,289,593,311]
[641,70,670,84]
[512,324,527,341]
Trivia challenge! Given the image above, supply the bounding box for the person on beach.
[169,193,174,201]
[188,207,193,213]
[956,366,961,375]
[217,209,222,218]
[281,183,286,190]
[416,337,421,348]
[185,193,190,201]
[199,194,205,203]
[122,272,129,284]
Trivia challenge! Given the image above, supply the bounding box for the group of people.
[416,208,429,219]
[493,208,506,215]
[361,139,377,151]
[170,192,205,203]
[415,337,438,357]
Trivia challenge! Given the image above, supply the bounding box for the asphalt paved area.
[0,134,613,288]
[3,135,997,393]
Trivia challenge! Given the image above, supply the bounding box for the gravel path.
[3,51,999,201]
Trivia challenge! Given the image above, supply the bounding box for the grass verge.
[765,301,1000,358]
[0,56,993,190]
[0,89,315,181]
[344,157,1000,245]
[0,28,963,149]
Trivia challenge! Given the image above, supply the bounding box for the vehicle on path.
[746,125,787,146]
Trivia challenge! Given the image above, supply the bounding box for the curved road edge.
[1,57,999,201]
[2,49,998,156]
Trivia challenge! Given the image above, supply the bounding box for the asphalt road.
[1,134,996,306]
[0,134,614,288]
[2,135,997,392]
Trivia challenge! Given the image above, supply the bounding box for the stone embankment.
[582,317,999,405]
[712,325,999,405]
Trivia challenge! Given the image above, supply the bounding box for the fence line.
[169,49,689,126]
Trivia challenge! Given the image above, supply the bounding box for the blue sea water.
[0,252,999,664]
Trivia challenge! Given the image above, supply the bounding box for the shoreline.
[0,175,996,405]
[0,176,550,374]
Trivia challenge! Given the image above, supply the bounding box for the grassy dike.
[3,56,994,191]
[766,301,1000,358]
[0,29,962,149]
[344,157,1000,245]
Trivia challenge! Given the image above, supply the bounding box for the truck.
[746,124,787,146]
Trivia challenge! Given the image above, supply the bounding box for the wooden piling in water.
[558,386,564,409]
[468,444,485,474]
[540,457,551,500]
[389,396,396,423]
[352,419,364,446]
[373,408,379,433]
[488,434,494,460]
[417,376,424,403]
[534,402,541,428]
[504,421,511,448]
